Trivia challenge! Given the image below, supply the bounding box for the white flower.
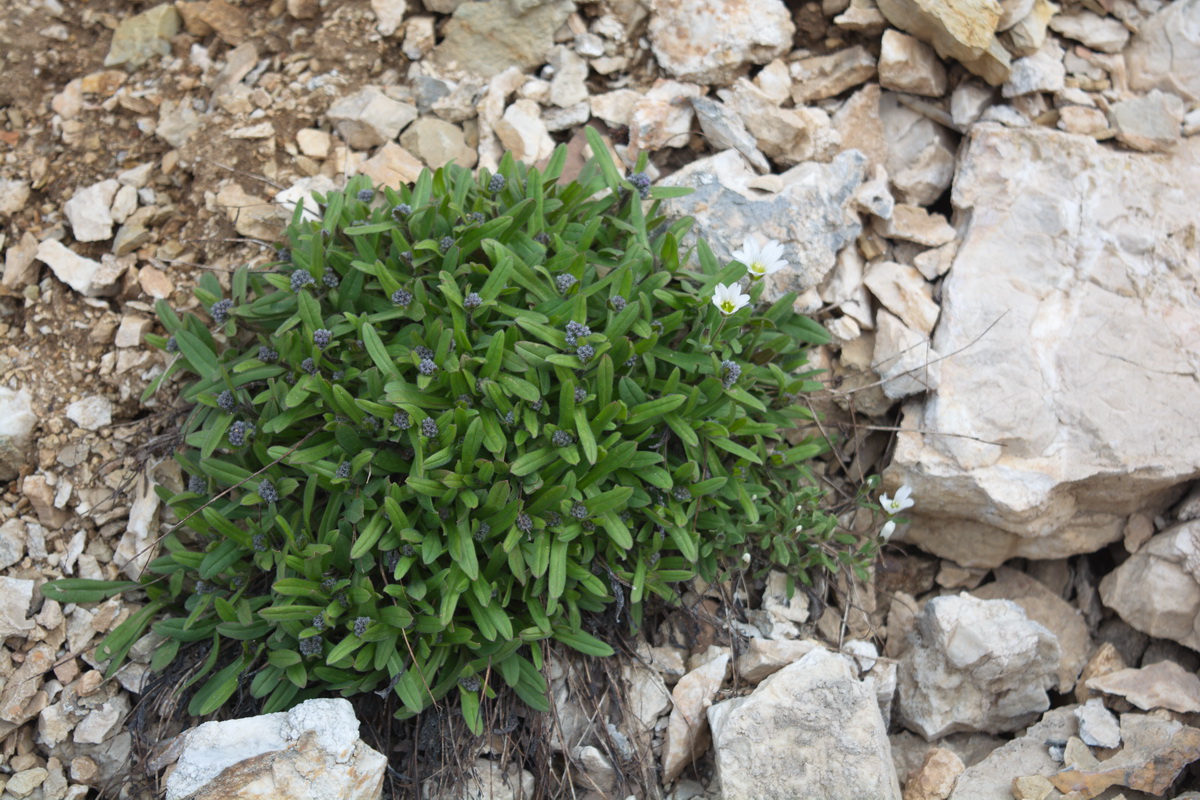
[741,552,752,564]
[880,484,914,516]
[732,238,788,280]
[880,520,896,541]
[712,282,750,316]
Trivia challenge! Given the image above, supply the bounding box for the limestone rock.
[899,594,1060,739]
[661,650,729,783]
[886,127,1200,567]
[0,388,36,482]
[876,0,1002,64]
[0,518,24,570]
[1048,714,1200,797]
[947,705,1076,799]
[629,80,703,153]
[0,178,31,218]
[548,45,589,107]
[164,698,386,800]
[64,180,120,243]
[1109,90,1184,153]
[215,183,283,241]
[971,567,1090,692]
[834,84,888,170]
[874,310,941,400]
[1086,661,1200,714]
[903,747,965,800]
[734,638,821,683]
[789,45,878,104]
[104,4,180,68]
[880,91,957,206]
[37,240,121,297]
[590,89,641,127]
[1100,521,1200,651]
[879,31,948,97]
[1057,105,1108,136]
[155,99,203,148]
[1047,10,1128,53]
[648,0,794,85]
[1075,698,1121,750]
[399,118,476,169]
[1002,38,1065,97]
[878,204,956,247]
[66,396,113,431]
[863,261,940,335]
[709,649,901,799]
[371,0,406,36]
[1126,0,1200,103]
[690,96,770,173]
[659,148,865,296]
[432,0,575,76]
[0,576,35,638]
[721,79,841,166]
[950,79,996,127]
[327,88,417,150]
[495,99,556,163]
[1003,0,1056,58]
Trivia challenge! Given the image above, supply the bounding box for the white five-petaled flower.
[880,520,896,541]
[712,282,751,316]
[880,484,915,516]
[732,238,788,280]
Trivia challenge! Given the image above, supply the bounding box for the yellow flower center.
[719,299,737,313]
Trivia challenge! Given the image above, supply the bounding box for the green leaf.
[40,579,137,604]
[361,323,399,377]
[554,626,614,657]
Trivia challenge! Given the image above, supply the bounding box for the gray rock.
[155,98,203,148]
[165,698,386,800]
[1048,10,1130,54]
[1075,698,1121,749]
[36,240,123,297]
[690,96,770,173]
[873,310,941,399]
[548,45,589,108]
[886,126,1200,567]
[1126,0,1200,103]
[709,649,901,799]
[880,90,957,206]
[948,706,1077,799]
[66,396,113,431]
[412,76,452,115]
[649,0,794,85]
[1100,521,1200,651]
[0,387,36,482]
[1109,90,1184,153]
[899,594,1060,739]
[399,117,477,169]
[0,518,24,571]
[64,179,120,243]
[327,88,417,150]
[0,576,35,638]
[659,148,865,296]
[0,178,30,217]
[432,0,575,76]
[104,3,180,68]
[541,102,590,132]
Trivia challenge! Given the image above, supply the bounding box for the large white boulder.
[886,126,1200,567]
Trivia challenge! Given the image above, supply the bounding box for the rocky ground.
[2,0,1200,797]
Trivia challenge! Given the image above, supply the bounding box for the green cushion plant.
[45,130,871,731]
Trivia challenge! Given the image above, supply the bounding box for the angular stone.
[432,0,575,76]
[899,594,1059,739]
[66,396,113,431]
[548,45,588,107]
[960,37,1013,85]
[661,650,729,783]
[371,0,406,36]
[1002,38,1065,97]
[1003,0,1055,58]
[863,261,940,335]
[876,0,1002,63]
[904,747,965,800]
[495,99,555,163]
[215,182,284,241]
[950,79,996,128]
[165,699,387,800]
[1109,90,1184,153]
[296,129,331,160]
[7,769,49,798]
[1048,10,1129,54]
[1057,105,1108,136]
[1010,774,1054,800]
[1086,660,1200,714]
[710,650,901,799]
[37,240,120,297]
[629,80,702,153]
[327,88,417,150]
[754,58,792,105]
[874,310,941,400]
[879,30,949,97]
[879,204,956,247]
[156,99,203,148]
[64,180,119,243]
[659,148,865,296]
[0,388,35,482]
[690,96,770,173]
[590,89,641,127]
[720,79,840,166]
[399,118,476,169]
[104,4,180,68]
[886,127,1200,567]
[649,0,794,85]
[0,576,35,637]
[0,178,31,217]
[541,102,590,132]
[1075,698,1120,750]
[1048,714,1200,797]
[947,706,1077,799]
[1100,521,1200,651]
[734,638,821,683]
[971,567,1090,692]
[789,45,878,104]
[834,84,888,169]
[880,91,956,206]
[1126,0,1200,103]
